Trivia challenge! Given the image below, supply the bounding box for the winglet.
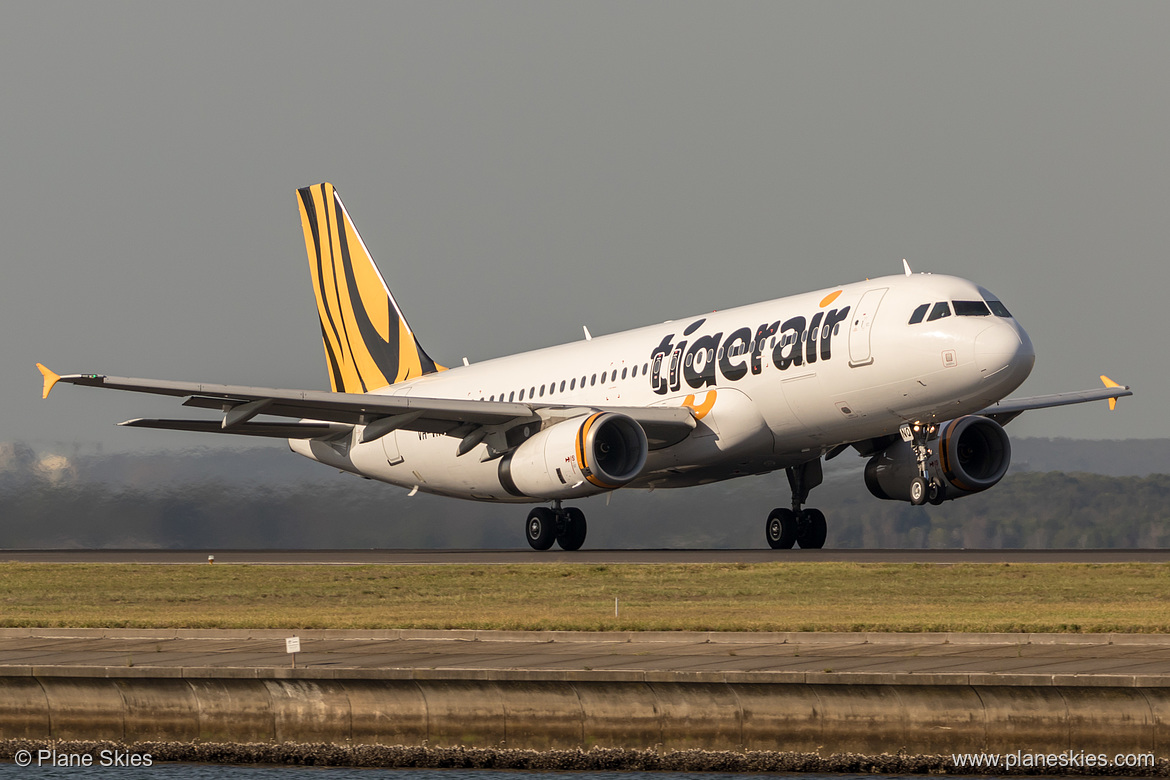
[902,258,912,276]
[1101,375,1123,411]
[36,363,60,399]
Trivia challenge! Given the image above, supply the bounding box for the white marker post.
[286,636,301,669]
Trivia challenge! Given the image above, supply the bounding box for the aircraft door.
[380,388,410,466]
[849,287,888,367]
[668,349,682,391]
[652,354,664,392]
[382,430,404,466]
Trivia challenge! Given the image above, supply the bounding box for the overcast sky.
[6,1,1168,454]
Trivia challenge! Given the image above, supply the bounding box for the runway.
[2,626,1169,681]
[1,548,1168,564]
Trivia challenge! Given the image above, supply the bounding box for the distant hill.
[0,439,1167,550]
[1009,438,1170,477]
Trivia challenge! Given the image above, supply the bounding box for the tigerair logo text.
[648,300,851,395]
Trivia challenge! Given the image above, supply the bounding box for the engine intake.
[499,412,648,499]
[864,415,1011,502]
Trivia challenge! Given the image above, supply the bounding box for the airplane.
[38,182,1131,551]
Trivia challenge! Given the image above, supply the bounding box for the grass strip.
[0,562,1168,632]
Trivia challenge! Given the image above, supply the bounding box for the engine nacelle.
[864,415,1011,503]
[498,412,648,500]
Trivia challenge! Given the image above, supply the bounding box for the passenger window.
[570,378,576,390]
[518,389,525,401]
[560,380,566,392]
[908,303,929,324]
[509,391,515,402]
[643,363,649,374]
[631,365,638,378]
[954,300,991,317]
[987,299,1012,317]
[622,367,628,379]
[539,385,545,397]
[530,386,536,398]
[927,302,952,322]
[591,374,596,386]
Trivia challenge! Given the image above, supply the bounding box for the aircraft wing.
[976,375,1132,426]
[37,365,696,449]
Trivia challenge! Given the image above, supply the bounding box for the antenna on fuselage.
[902,259,913,276]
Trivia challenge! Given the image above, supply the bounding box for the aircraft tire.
[928,480,946,506]
[909,477,928,506]
[766,508,798,549]
[796,508,827,549]
[556,507,587,551]
[526,507,557,551]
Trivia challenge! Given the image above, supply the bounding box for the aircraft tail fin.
[297,183,444,393]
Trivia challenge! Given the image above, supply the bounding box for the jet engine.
[498,412,648,499]
[864,415,1011,503]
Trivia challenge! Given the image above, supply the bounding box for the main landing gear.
[766,459,827,549]
[526,501,588,551]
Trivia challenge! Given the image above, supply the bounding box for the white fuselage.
[290,273,1034,502]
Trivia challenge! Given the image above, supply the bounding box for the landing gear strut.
[766,459,827,550]
[902,422,945,506]
[526,501,588,551]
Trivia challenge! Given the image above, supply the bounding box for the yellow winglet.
[37,363,61,399]
[1101,375,1121,411]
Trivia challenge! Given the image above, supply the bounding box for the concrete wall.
[0,670,1166,755]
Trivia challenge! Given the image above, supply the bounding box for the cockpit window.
[986,299,1012,317]
[926,301,952,322]
[953,300,991,317]
[908,303,929,325]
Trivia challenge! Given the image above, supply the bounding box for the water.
[0,766,949,780]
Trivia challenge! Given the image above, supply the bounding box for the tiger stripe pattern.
[297,183,443,393]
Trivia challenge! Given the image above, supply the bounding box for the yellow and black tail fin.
[297,183,444,393]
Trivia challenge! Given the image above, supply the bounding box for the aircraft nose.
[975,321,1035,386]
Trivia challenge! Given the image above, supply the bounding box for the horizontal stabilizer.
[119,419,351,439]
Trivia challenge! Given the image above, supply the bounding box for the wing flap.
[119,419,350,439]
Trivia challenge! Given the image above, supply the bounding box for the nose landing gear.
[902,422,945,506]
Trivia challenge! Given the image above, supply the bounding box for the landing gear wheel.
[909,477,928,506]
[766,508,798,549]
[526,507,557,551]
[556,507,588,551]
[796,508,827,549]
[927,480,946,506]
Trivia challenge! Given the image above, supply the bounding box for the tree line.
[1,469,1167,549]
